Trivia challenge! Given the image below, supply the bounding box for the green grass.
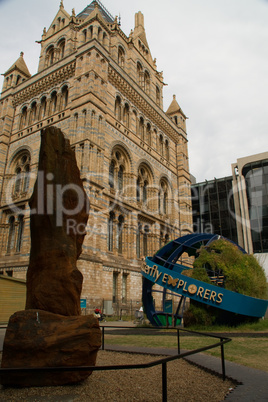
[104,321,268,372]
[185,318,268,333]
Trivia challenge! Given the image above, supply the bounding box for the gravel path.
[0,350,235,401]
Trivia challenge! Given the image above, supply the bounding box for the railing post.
[102,326,105,350]
[162,362,167,402]
[220,338,226,381]
[177,329,180,354]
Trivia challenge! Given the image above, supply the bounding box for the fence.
[0,325,231,402]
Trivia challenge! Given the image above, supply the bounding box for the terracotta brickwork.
[0,1,192,315]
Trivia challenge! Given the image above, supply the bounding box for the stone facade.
[0,1,192,315]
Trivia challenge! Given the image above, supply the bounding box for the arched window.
[7,216,15,254]
[98,116,102,133]
[103,32,108,48]
[123,103,129,127]
[146,123,151,145]
[110,147,129,192]
[83,29,87,42]
[22,163,30,193]
[118,165,124,192]
[109,160,115,188]
[133,110,138,134]
[16,75,21,86]
[28,101,37,125]
[16,215,24,252]
[159,180,169,215]
[82,109,87,127]
[58,39,65,59]
[136,178,141,202]
[159,134,164,156]
[139,117,144,140]
[91,110,95,128]
[40,97,47,119]
[156,86,160,105]
[115,96,121,120]
[108,212,115,251]
[19,106,27,129]
[136,223,142,258]
[144,71,150,94]
[98,27,102,43]
[117,215,124,254]
[14,167,22,194]
[74,113,78,130]
[163,191,168,214]
[51,91,57,114]
[137,62,143,87]
[165,139,169,160]
[61,86,68,110]
[47,45,54,66]
[118,46,125,68]
[89,26,93,40]
[143,180,148,204]
[137,166,152,208]
[143,225,149,257]
[13,152,31,196]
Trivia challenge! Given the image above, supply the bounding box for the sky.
[0,0,267,182]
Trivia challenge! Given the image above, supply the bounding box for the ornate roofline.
[12,62,76,107]
[108,65,187,143]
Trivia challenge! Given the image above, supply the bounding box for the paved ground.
[1,322,268,401]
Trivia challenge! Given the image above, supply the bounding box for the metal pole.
[177,329,180,355]
[102,326,105,350]
[162,362,167,402]
[220,338,226,380]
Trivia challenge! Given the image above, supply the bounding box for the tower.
[0,1,192,314]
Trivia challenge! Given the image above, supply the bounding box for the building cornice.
[108,64,187,143]
[12,61,76,108]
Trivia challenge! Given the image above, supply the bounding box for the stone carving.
[1,127,101,387]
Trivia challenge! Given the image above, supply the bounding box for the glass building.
[191,176,238,244]
[232,155,268,253]
[191,153,268,256]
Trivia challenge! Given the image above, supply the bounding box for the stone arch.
[144,70,150,94]
[118,45,126,68]
[109,144,132,192]
[45,44,56,67]
[136,161,154,205]
[158,175,173,215]
[57,37,66,59]
[9,148,32,197]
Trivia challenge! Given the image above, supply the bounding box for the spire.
[4,52,31,78]
[60,0,64,9]
[166,95,187,123]
[166,95,181,115]
[133,11,149,48]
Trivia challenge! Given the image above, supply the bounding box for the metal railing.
[0,326,231,402]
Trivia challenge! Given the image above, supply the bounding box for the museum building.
[0,1,192,315]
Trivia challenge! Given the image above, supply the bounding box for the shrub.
[184,239,268,326]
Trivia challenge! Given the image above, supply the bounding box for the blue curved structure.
[142,233,268,326]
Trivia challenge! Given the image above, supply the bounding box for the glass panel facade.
[191,176,238,244]
[242,159,268,252]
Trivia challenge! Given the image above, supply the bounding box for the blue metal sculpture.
[141,233,268,326]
